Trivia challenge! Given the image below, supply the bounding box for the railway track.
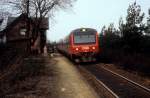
[78,64,150,98]
[78,65,119,98]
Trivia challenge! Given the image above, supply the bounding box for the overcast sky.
[47,0,150,42]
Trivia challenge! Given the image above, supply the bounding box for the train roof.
[71,28,97,34]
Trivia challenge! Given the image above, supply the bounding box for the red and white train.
[57,28,100,62]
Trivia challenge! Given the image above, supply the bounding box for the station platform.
[6,53,99,98]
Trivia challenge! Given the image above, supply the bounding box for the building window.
[0,35,6,44]
[20,28,27,36]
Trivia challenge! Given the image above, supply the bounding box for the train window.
[74,33,96,44]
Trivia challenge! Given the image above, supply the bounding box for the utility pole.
[26,0,30,53]
[26,0,30,34]
[27,0,29,18]
[147,9,150,33]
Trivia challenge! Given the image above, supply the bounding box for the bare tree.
[27,0,76,53]
[0,0,13,18]
[0,0,76,24]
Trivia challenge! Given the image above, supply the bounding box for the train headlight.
[76,48,79,51]
[82,28,86,32]
[92,47,96,50]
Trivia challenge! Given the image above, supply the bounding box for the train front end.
[70,28,99,62]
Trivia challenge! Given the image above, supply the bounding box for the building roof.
[0,19,3,25]
[7,17,16,26]
[31,17,49,29]
[0,16,8,32]
[0,14,49,33]
[40,18,49,29]
[0,15,19,32]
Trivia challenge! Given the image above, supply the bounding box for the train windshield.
[74,32,96,44]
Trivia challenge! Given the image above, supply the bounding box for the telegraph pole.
[148,9,150,34]
[26,0,30,53]
[27,0,30,33]
[27,0,29,18]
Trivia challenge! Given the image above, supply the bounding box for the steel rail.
[79,65,119,98]
[100,65,150,93]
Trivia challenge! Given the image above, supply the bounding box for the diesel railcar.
[57,28,100,62]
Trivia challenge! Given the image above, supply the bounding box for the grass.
[0,56,46,97]
[98,49,150,77]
